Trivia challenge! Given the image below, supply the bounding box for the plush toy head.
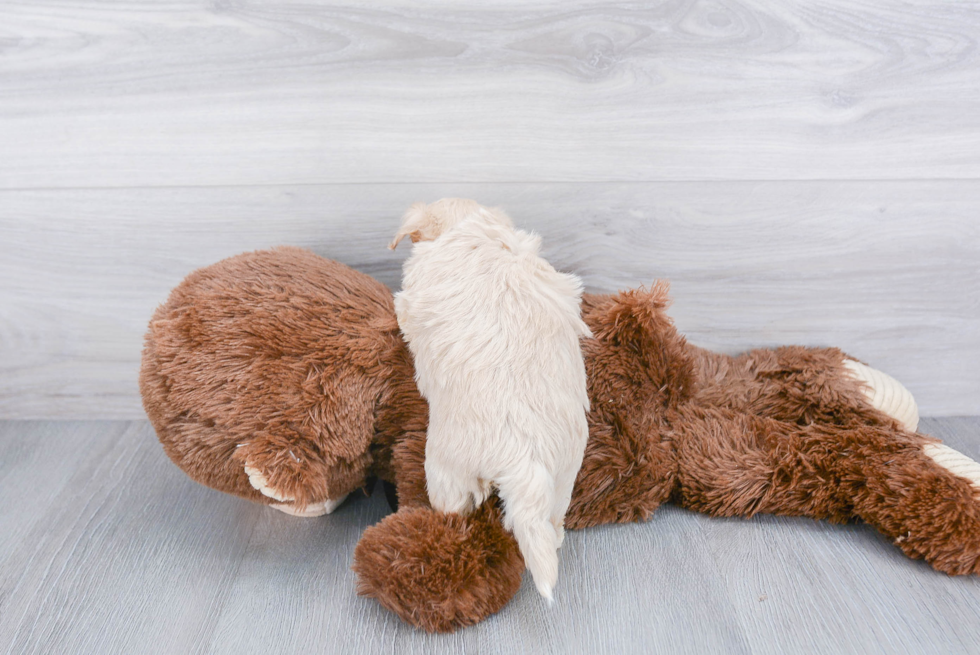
[141,226,980,632]
[140,247,410,516]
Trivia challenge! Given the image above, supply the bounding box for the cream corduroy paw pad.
[842,360,920,432]
[272,496,348,517]
[922,444,980,498]
[244,464,293,502]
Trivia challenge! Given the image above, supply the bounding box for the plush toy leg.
[693,346,918,430]
[842,359,919,432]
[673,408,855,521]
[352,500,524,633]
[846,439,980,575]
[675,407,980,575]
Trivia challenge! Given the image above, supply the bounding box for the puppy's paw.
[244,464,294,502]
[842,360,919,432]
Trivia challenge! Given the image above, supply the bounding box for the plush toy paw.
[843,360,919,432]
[244,464,347,517]
[352,502,524,632]
[244,464,293,502]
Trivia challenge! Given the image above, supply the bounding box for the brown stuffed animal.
[140,245,980,633]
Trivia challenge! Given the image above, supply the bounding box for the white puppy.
[390,198,591,601]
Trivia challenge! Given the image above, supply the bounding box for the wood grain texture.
[1,419,979,654]
[2,181,978,418]
[1,0,979,188]
[2,0,978,417]
[0,421,260,655]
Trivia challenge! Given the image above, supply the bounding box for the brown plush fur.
[353,500,524,631]
[141,247,405,510]
[141,248,980,633]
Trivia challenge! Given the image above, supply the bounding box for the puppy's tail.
[497,464,560,602]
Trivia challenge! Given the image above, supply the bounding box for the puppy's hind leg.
[424,455,478,515]
[497,463,560,602]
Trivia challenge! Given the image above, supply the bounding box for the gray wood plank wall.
[1,1,978,418]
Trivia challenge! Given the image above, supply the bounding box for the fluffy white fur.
[391,198,592,601]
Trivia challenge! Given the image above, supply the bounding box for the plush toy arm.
[674,407,980,576]
[233,435,363,514]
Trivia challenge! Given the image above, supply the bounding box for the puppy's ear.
[389,202,432,250]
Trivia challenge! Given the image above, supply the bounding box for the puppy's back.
[397,217,590,390]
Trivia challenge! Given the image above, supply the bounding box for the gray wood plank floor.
[2,418,980,654]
